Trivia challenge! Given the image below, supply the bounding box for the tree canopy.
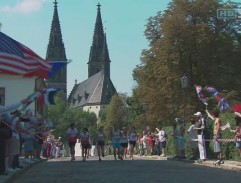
[133,0,241,126]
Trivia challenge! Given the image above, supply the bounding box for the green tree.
[133,0,241,126]
[48,97,97,142]
[103,94,129,140]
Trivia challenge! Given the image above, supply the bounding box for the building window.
[0,88,5,105]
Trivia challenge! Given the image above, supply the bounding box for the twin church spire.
[46,1,112,102]
[88,3,111,78]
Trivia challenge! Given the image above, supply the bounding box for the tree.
[133,0,241,126]
[103,94,129,140]
[48,97,97,142]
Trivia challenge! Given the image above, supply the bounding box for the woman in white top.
[96,126,105,162]
[129,127,137,160]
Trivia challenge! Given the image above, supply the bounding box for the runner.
[129,127,137,160]
[79,127,91,162]
[66,123,78,162]
[120,127,128,160]
[112,126,121,160]
[96,126,105,162]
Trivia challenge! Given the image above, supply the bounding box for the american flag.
[0,32,51,78]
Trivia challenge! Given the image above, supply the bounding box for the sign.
[217,9,241,19]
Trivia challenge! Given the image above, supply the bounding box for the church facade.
[67,3,116,118]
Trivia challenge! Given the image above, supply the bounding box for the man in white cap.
[194,111,207,162]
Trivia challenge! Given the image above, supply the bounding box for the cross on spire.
[54,0,58,7]
[97,2,101,9]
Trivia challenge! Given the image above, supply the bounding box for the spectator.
[194,111,207,161]
[172,123,179,158]
[232,112,241,166]
[187,118,197,160]
[206,109,223,165]
[0,98,30,175]
[147,132,155,155]
[156,127,167,157]
[175,118,185,159]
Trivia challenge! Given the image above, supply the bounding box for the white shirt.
[158,130,167,142]
[129,132,137,141]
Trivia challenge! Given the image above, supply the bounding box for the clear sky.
[0,0,170,96]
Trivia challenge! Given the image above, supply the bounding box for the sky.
[0,0,170,96]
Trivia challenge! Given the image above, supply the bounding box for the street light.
[180,74,189,124]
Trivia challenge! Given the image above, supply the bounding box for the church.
[46,1,116,118]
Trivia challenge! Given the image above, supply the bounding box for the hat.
[194,112,202,116]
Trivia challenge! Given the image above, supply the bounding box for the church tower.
[68,3,116,118]
[46,0,67,100]
[88,3,110,78]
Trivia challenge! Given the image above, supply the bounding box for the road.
[11,156,241,183]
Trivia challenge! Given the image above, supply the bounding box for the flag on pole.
[194,85,208,105]
[206,86,229,112]
[37,88,59,106]
[0,32,51,78]
[48,60,70,78]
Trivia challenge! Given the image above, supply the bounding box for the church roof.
[68,69,116,107]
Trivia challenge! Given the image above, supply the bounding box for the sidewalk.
[0,158,46,183]
[136,155,241,172]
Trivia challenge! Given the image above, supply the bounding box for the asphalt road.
[10,156,241,183]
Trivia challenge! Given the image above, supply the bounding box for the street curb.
[3,159,47,183]
[167,157,241,172]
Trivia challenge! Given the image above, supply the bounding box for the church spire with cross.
[88,2,110,78]
[46,0,67,100]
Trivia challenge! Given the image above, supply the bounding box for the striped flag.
[48,60,70,78]
[37,88,59,106]
[206,86,229,112]
[195,85,208,105]
[0,32,51,78]
[220,122,230,131]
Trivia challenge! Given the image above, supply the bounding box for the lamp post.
[180,74,189,124]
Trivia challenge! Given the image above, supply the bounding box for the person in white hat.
[194,111,207,162]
